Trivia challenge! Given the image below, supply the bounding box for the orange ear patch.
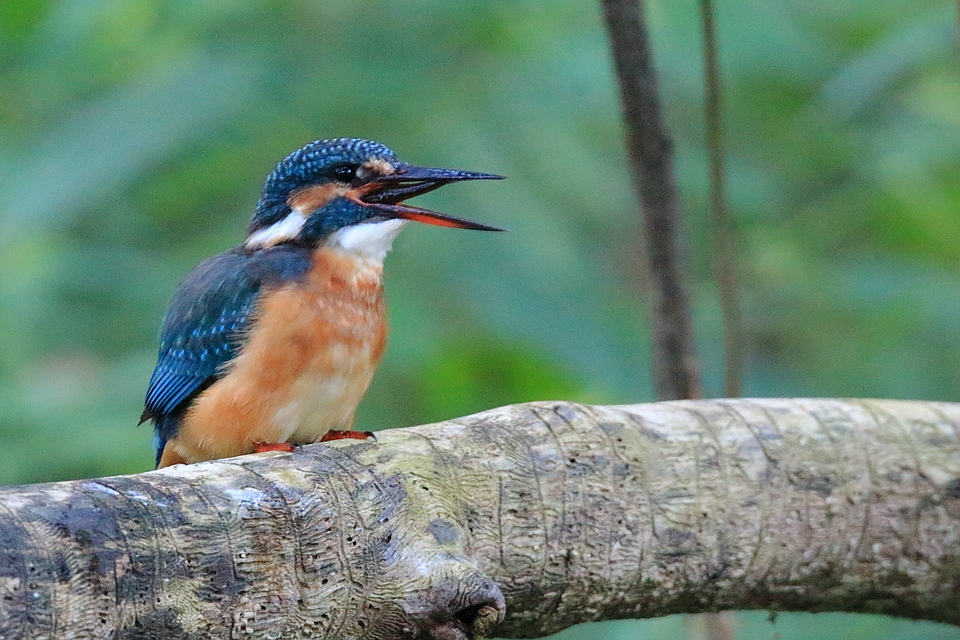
[288,183,346,213]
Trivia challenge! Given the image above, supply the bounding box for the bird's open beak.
[351,165,506,231]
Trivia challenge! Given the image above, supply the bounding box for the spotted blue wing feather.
[144,289,256,416]
[142,246,312,465]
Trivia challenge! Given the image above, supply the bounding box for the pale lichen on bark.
[0,399,958,639]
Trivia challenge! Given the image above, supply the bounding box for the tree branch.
[1,399,959,639]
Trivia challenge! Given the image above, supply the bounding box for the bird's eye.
[331,163,359,183]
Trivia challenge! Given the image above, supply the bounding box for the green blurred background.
[1,0,959,638]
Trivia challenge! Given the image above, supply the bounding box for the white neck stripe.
[245,209,307,249]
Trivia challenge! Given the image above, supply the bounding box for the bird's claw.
[252,441,299,454]
[319,430,376,443]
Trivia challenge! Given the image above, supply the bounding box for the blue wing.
[142,246,312,464]
[142,251,262,433]
[143,289,256,417]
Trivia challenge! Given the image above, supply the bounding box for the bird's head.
[245,138,503,257]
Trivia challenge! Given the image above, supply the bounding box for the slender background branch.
[699,0,745,400]
[600,0,701,401]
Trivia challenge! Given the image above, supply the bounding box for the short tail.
[154,434,167,468]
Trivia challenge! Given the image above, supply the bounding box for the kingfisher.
[141,138,503,468]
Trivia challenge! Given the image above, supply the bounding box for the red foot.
[319,430,376,443]
[252,441,298,453]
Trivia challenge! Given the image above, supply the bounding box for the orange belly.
[165,247,387,464]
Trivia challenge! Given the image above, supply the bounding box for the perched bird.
[141,138,503,468]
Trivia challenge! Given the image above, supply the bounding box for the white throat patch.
[245,209,308,249]
[325,219,408,263]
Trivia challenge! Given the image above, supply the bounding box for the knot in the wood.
[364,501,506,639]
[392,559,505,640]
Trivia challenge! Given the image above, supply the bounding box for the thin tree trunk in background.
[700,0,744,400]
[1,398,959,639]
[600,0,701,401]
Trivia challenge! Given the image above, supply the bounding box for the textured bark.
[1,398,959,640]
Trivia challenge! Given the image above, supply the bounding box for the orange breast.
[169,247,387,464]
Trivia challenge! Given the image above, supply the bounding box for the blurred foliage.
[1,0,959,638]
